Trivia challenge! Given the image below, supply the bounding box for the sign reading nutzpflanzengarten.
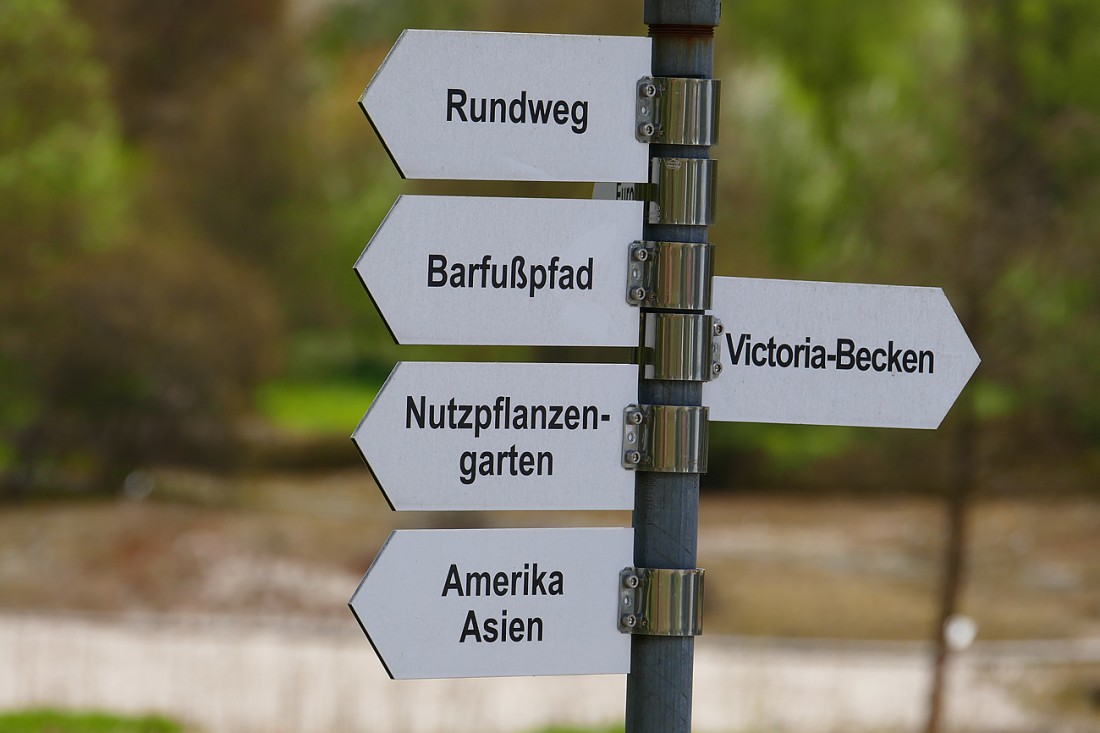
[353,362,637,511]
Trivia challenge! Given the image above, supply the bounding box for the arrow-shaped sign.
[703,276,980,429]
[350,528,633,679]
[353,362,637,511]
[357,196,644,347]
[361,30,652,182]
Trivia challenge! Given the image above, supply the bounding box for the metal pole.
[625,3,719,732]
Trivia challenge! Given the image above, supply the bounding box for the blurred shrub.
[15,242,282,492]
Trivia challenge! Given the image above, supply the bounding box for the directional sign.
[357,195,644,346]
[361,30,651,182]
[350,528,633,679]
[703,276,980,429]
[353,362,637,511]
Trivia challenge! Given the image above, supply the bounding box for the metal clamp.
[642,314,724,381]
[647,157,717,225]
[626,241,714,310]
[637,77,721,146]
[622,404,708,473]
[619,567,705,636]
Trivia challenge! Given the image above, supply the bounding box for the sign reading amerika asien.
[350,528,633,679]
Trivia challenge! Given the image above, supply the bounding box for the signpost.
[703,276,980,429]
[356,195,645,346]
[353,361,637,511]
[349,527,633,679]
[348,5,978,733]
[361,30,651,182]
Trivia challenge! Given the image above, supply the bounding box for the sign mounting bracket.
[641,314,724,382]
[626,241,714,310]
[618,567,705,636]
[635,76,721,146]
[621,404,709,473]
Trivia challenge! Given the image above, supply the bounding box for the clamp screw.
[621,614,638,628]
[638,122,655,138]
[641,82,657,98]
[625,450,642,465]
[623,573,640,589]
[712,362,723,377]
[627,410,644,425]
[713,321,724,336]
[631,286,648,302]
[633,247,649,262]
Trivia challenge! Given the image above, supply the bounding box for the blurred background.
[0,1,1097,732]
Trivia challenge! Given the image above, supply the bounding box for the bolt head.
[712,362,723,376]
[639,123,655,138]
[713,321,724,336]
[642,83,657,98]
[631,287,647,302]
[625,450,641,465]
[624,574,640,589]
[633,247,649,262]
[621,614,638,628]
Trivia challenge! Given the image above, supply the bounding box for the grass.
[0,710,182,733]
[256,378,379,435]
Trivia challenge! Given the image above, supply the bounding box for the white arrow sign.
[353,362,637,511]
[361,30,651,182]
[357,196,644,346]
[350,528,633,679]
[703,276,980,429]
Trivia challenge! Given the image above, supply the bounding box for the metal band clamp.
[626,241,714,310]
[619,567,705,636]
[641,314,724,381]
[622,404,708,473]
[636,76,721,146]
[648,157,717,226]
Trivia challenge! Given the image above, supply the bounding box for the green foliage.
[711,0,1100,480]
[0,0,133,485]
[0,710,181,733]
[258,379,379,436]
[20,241,282,489]
[312,0,483,55]
[4,0,1100,488]
[0,0,128,274]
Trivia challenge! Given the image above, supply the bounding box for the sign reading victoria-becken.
[704,276,981,429]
